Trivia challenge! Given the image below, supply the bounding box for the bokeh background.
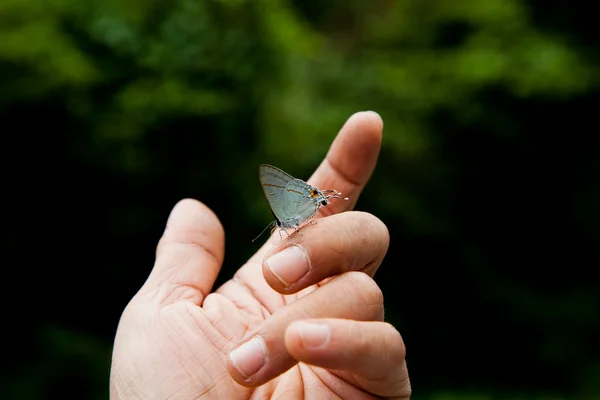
[2,0,599,399]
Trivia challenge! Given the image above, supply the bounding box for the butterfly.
[253,164,348,242]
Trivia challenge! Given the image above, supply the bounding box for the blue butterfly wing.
[259,164,320,228]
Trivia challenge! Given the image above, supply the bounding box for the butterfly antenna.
[322,189,349,200]
[326,191,349,201]
[252,221,276,242]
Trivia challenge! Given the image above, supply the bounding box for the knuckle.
[349,212,390,257]
[395,361,412,399]
[383,322,407,362]
[345,271,384,311]
[330,212,390,260]
[380,324,411,398]
[369,215,390,250]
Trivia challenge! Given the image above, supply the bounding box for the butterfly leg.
[270,225,278,238]
[278,228,294,241]
[291,224,303,237]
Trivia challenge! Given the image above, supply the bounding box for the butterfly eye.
[321,200,327,206]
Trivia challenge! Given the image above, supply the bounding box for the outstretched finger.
[308,110,383,216]
[262,211,389,294]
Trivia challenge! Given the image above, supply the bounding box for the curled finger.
[262,211,389,294]
[226,271,384,387]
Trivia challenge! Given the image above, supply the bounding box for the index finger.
[308,110,383,216]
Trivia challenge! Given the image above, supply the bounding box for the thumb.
[142,199,225,305]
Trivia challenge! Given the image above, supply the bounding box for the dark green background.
[2,0,598,399]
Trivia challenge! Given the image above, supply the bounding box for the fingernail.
[266,245,311,286]
[297,323,330,349]
[229,337,268,378]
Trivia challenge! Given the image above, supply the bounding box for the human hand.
[110,111,411,399]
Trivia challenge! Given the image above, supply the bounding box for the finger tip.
[165,198,225,256]
[226,337,269,387]
[348,110,384,139]
[325,111,383,180]
[168,198,205,220]
[309,110,384,204]
[169,198,222,230]
[340,111,383,160]
[225,359,255,387]
[355,109,383,124]
[262,243,313,295]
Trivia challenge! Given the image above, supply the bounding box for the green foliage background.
[2,0,599,398]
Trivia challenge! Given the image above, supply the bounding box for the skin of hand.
[109,111,411,399]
